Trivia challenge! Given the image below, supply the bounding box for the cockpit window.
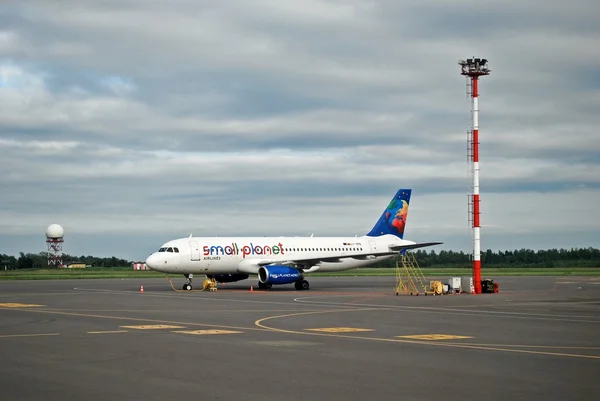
[158,247,179,253]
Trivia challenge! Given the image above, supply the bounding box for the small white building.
[132,262,150,270]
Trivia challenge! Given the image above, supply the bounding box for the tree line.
[371,247,600,268]
[0,252,132,270]
[1,247,599,270]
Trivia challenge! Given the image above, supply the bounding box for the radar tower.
[45,224,64,268]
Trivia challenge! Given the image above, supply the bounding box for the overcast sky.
[1,0,599,261]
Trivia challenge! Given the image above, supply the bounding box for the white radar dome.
[46,224,64,239]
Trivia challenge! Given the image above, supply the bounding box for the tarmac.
[1,275,599,401]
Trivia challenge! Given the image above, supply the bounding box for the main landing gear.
[294,280,310,291]
[256,279,310,290]
[257,282,272,290]
[182,274,193,291]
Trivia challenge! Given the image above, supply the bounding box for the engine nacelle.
[258,265,302,285]
[207,273,249,283]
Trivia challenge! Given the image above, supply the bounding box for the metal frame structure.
[395,252,427,295]
[46,238,64,267]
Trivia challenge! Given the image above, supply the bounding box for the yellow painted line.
[396,334,474,340]
[120,325,186,330]
[0,292,79,298]
[255,310,600,360]
[306,327,374,333]
[440,342,600,350]
[0,303,44,308]
[172,330,243,335]
[1,307,265,332]
[4,304,598,360]
[0,333,59,338]
[87,330,129,334]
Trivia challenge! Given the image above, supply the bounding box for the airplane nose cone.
[145,253,158,270]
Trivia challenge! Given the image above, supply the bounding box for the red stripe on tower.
[473,194,480,227]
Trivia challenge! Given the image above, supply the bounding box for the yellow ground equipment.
[395,252,428,295]
[429,280,443,295]
[165,276,215,292]
[203,278,218,291]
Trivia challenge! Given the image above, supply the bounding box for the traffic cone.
[140,285,144,293]
[250,285,253,292]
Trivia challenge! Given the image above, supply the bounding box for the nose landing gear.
[182,274,193,291]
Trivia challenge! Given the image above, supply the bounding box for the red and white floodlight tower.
[459,57,491,294]
[46,224,64,268]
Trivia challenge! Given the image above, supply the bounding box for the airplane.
[145,188,442,291]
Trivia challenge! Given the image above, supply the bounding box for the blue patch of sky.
[575,67,600,91]
[39,66,132,96]
[0,4,24,27]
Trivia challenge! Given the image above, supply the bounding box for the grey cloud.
[1,1,599,258]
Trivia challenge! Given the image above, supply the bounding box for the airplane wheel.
[183,284,192,291]
[258,282,273,290]
[295,280,310,291]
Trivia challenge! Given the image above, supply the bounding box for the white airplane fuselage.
[146,234,408,275]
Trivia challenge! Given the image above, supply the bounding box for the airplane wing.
[237,242,443,273]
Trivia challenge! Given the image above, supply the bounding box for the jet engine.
[258,265,302,285]
[207,273,249,283]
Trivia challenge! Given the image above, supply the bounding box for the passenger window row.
[283,248,363,252]
[158,246,363,253]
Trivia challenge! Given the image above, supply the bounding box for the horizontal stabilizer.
[389,242,443,251]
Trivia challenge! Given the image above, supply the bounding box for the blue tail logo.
[367,189,411,238]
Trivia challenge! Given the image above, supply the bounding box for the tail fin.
[366,189,411,238]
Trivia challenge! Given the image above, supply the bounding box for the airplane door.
[368,240,377,253]
[189,241,201,261]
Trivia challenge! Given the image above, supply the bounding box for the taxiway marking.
[255,310,600,360]
[0,303,44,308]
[120,325,186,330]
[0,333,59,338]
[306,327,374,333]
[2,294,597,360]
[172,330,243,335]
[396,334,473,340]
